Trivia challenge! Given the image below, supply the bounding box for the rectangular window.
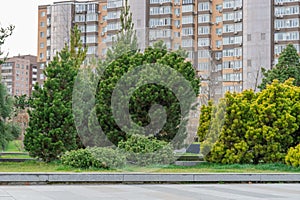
[198,2,210,11]
[198,26,210,35]
[198,14,210,23]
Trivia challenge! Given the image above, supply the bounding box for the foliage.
[285,144,300,167]
[88,147,126,168]
[0,75,20,151]
[61,149,101,169]
[203,79,300,164]
[61,147,126,169]
[206,90,256,164]
[24,26,86,162]
[0,25,14,64]
[259,44,300,89]
[197,101,213,142]
[14,95,30,110]
[199,99,226,156]
[246,79,300,163]
[106,0,138,61]
[118,134,175,166]
[96,42,199,146]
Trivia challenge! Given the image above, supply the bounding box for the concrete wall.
[50,3,73,60]
[243,0,272,92]
[129,0,147,51]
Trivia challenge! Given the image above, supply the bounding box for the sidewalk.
[0,173,300,184]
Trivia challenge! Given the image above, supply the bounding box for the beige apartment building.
[37,0,299,100]
[0,55,37,96]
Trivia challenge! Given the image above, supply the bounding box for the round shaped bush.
[118,134,175,166]
[88,147,126,168]
[61,149,101,169]
[285,144,300,167]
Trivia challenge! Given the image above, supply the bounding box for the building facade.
[0,55,37,96]
[38,0,298,100]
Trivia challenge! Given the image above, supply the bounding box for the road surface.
[0,184,299,200]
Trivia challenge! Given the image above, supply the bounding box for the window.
[198,14,210,23]
[223,36,242,45]
[75,14,86,22]
[216,4,222,11]
[216,28,222,35]
[247,34,251,41]
[40,22,45,27]
[182,27,194,36]
[261,33,266,40]
[182,16,193,24]
[216,40,222,48]
[198,62,210,71]
[41,11,46,17]
[175,8,180,15]
[247,59,252,67]
[40,74,44,80]
[198,38,210,47]
[216,16,222,23]
[198,50,210,58]
[40,63,45,69]
[40,32,44,38]
[182,5,193,12]
[275,31,299,41]
[198,2,210,11]
[182,39,193,47]
[40,53,44,59]
[198,26,210,35]
[86,25,98,32]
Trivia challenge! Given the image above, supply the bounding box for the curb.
[0,173,300,184]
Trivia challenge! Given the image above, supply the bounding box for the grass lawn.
[0,161,300,173]
[3,140,24,152]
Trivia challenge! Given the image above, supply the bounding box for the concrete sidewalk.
[0,173,300,184]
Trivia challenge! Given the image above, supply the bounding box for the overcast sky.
[0,0,56,57]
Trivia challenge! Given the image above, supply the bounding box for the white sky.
[0,0,56,57]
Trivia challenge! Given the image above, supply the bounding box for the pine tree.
[96,42,199,146]
[24,26,86,162]
[259,44,300,89]
[106,0,138,61]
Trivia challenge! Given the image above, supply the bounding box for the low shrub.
[118,134,175,166]
[285,144,300,167]
[60,148,101,169]
[61,147,126,169]
[88,147,126,168]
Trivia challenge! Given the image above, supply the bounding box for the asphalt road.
[0,184,299,200]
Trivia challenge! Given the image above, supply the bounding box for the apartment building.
[39,0,298,100]
[0,55,37,96]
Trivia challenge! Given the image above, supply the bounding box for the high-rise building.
[38,0,298,100]
[0,55,37,96]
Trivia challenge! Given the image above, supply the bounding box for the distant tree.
[24,26,86,162]
[0,25,14,64]
[106,0,138,61]
[0,24,19,150]
[0,83,20,150]
[259,44,300,90]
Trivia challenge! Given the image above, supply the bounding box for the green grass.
[0,161,300,173]
[0,154,31,159]
[4,140,24,152]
